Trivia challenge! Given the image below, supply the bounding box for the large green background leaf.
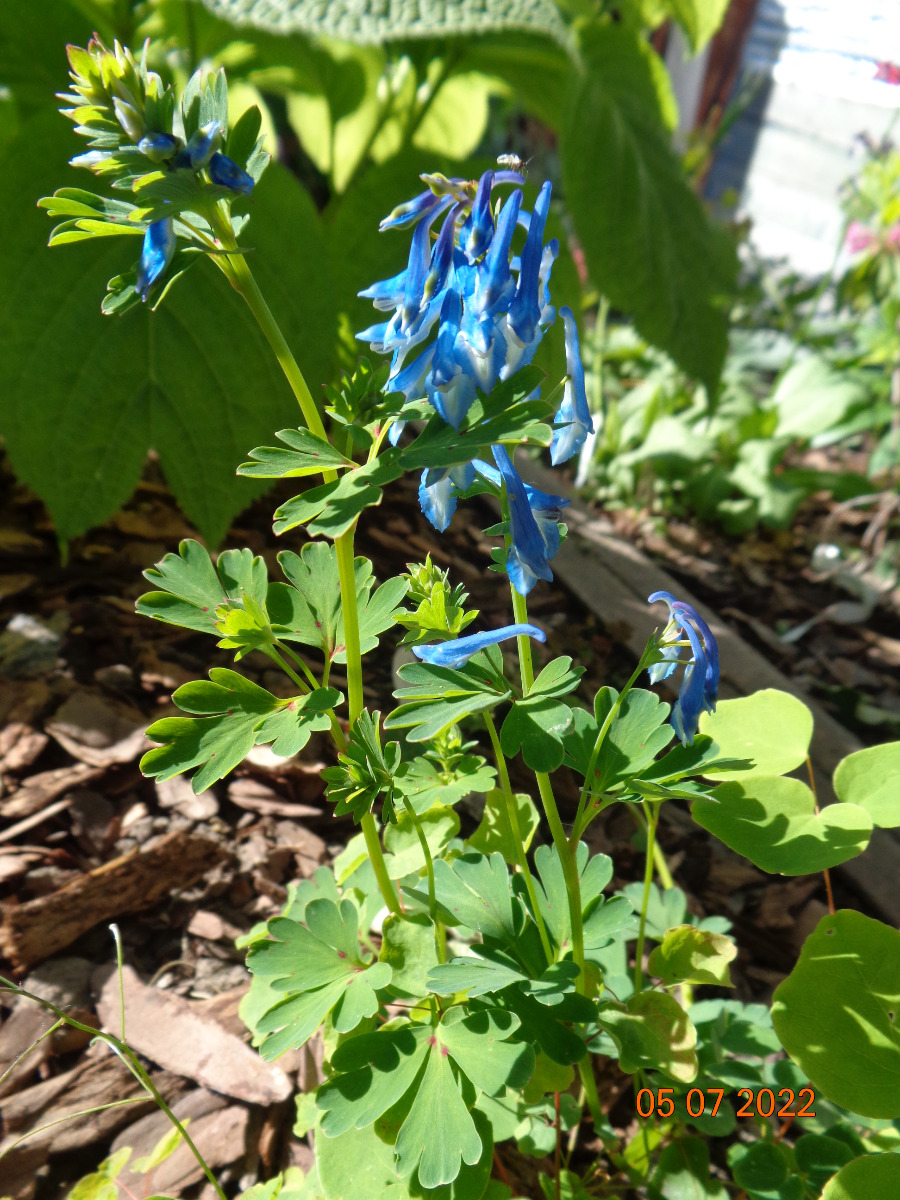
[561,24,737,393]
[196,0,570,45]
[0,105,336,546]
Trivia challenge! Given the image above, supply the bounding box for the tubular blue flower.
[418,462,475,532]
[507,181,551,347]
[138,132,179,162]
[208,152,254,195]
[647,591,720,745]
[413,623,546,669]
[136,217,176,301]
[493,446,569,595]
[461,170,494,263]
[550,307,594,465]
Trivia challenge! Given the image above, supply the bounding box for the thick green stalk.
[336,523,402,915]
[510,586,535,692]
[633,802,661,994]
[507,576,585,983]
[211,210,327,442]
[211,213,399,916]
[484,712,553,965]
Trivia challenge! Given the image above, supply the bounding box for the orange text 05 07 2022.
[636,1088,816,1120]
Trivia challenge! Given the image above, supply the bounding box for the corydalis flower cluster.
[360,171,591,452]
[59,39,254,300]
[359,169,592,593]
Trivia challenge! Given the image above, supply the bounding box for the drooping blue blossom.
[208,152,255,195]
[647,591,720,745]
[360,166,587,593]
[418,462,475,533]
[550,307,594,465]
[136,217,176,300]
[493,446,569,596]
[413,623,546,669]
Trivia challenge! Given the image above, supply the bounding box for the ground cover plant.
[1,12,900,1200]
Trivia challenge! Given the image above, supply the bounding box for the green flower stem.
[211,209,327,444]
[0,979,226,1200]
[507,577,585,984]
[483,712,553,965]
[335,527,364,721]
[336,523,402,916]
[633,801,661,995]
[209,209,400,919]
[510,585,536,692]
[401,795,445,962]
[362,815,402,916]
[571,654,651,845]
[535,771,584,977]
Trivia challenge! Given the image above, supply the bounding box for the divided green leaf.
[141,669,338,792]
[273,455,402,538]
[247,897,391,1059]
[317,1008,534,1189]
[239,428,354,479]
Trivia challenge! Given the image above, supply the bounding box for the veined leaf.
[273,455,403,538]
[387,659,511,743]
[267,542,408,663]
[561,24,737,394]
[1,115,337,546]
[197,0,571,47]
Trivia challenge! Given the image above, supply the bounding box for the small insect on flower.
[496,153,531,175]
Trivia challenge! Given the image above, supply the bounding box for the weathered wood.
[521,459,900,923]
[0,832,233,970]
[94,965,293,1106]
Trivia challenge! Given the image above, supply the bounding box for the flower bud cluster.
[58,38,255,301]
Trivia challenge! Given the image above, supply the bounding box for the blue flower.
[136,217,176,301]
[174,121,222,170]
[138,133,179,162]
[418,462,475,532]
[413,623,546,669]
[208,152,254,195]
[493,446,569,596]
[647,591,720,745]
[550,307,594,465]
[358,168,584,441]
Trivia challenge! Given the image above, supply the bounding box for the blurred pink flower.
[846,221,876,253]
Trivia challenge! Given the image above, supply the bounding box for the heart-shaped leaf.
[697,690,813,781]
[772,910,900,1118]
[692,777,872,875]
[833,742,900,829]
